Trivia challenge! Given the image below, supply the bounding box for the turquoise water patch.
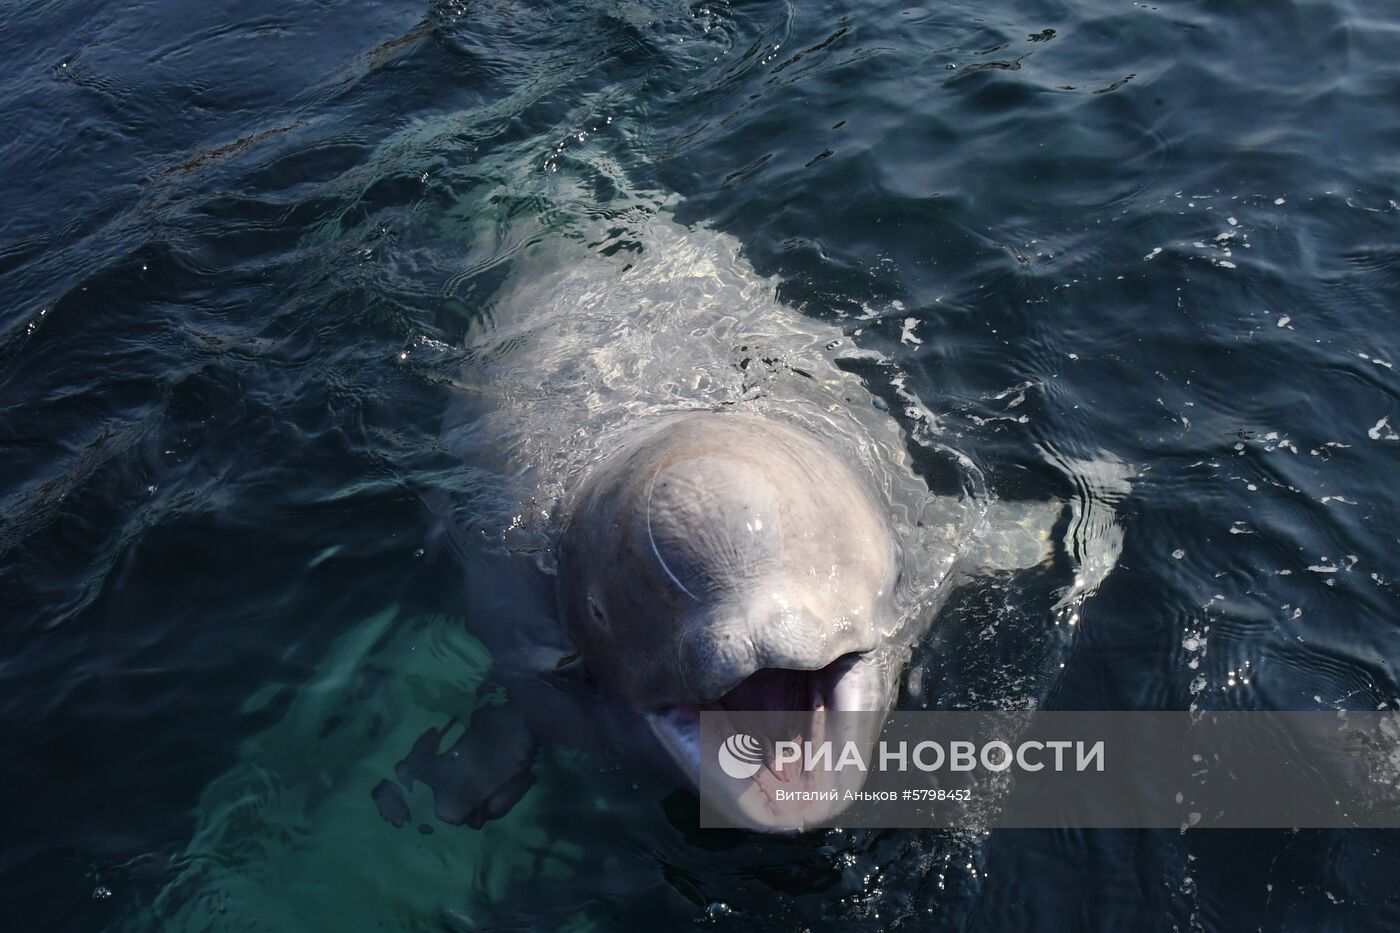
[122,607,675,931]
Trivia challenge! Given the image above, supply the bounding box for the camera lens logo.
[718,733,764,779]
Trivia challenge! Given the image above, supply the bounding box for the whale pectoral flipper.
[966,481,1126,611]
[392,701,538,830]
[965,499,1069,573]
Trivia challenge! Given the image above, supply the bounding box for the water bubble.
[93,886,112,900]
[703,901,733,920]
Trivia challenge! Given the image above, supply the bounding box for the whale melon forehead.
[637,455,784,601]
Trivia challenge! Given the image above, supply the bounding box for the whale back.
[440,208,980,638]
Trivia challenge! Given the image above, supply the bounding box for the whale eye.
[586,595,608,630]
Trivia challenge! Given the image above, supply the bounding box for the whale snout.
[675,605,884,706]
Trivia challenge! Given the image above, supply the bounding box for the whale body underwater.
[422,207,1125,831]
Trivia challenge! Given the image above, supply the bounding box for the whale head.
[557,412,905,829]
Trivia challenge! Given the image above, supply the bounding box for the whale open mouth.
[645,650,895,831]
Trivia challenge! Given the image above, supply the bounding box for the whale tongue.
[717,667,828,781]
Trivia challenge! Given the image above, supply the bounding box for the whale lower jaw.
[646,651,896,832]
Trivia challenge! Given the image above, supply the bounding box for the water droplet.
[704,901,733,920]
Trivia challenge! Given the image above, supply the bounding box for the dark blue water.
[3,0,1399,929]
